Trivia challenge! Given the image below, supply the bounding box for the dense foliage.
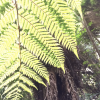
[76,0,100,99]
[0,0,82,100]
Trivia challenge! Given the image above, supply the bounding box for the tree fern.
[65,0,82,17]
[0,0,82,100]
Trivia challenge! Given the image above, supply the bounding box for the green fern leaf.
[0,59,20,83]
[18,82,32,95]
[4,88,22,99]
[17,0,78,58]
[20,32,65,71]
[0,0,81,99]
[6,92,23,100]
[21,49,49,83]
[19,75,37,89]
[20,64,46,86]
[18,9,65,70]
[0,72,20,88]
[0,26,18,54]
[65,0,82,17]
[2,81,19,95]
[0,1,13,17]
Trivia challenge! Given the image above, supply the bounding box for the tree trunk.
[34,49,82,100]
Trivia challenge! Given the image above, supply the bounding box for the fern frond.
[44,0,79,57]
[18,9,65,70]
[17,0,78,58]
[0,0,81,99]
[0,6,16,30]
[0,0,14,17]
[65,0,82,17]
[0,59,20,83]
[46,0,76,33]
[19,75,37,89]
[0,72,20,89]
[20,64,46,86]
[0,45,19,69]
[4,88,21,99]
[0,26,18,54]
[21,49,49,83]
[20,32,65,71]
[6,92,23,100]
[19,82,32,95]
[2,81,19,95]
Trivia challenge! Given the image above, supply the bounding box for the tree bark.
[34,49,82,100]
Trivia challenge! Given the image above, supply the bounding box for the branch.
[82,16,100,58]
[91,32,100,44]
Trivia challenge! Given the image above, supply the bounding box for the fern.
[0,0,82,100]
[65,0,82,17]
[0,1,13,16]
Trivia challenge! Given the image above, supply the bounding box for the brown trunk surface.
[33,49,82,100]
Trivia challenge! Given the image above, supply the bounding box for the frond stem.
[15,1,22,98]
[15,0,21,69]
